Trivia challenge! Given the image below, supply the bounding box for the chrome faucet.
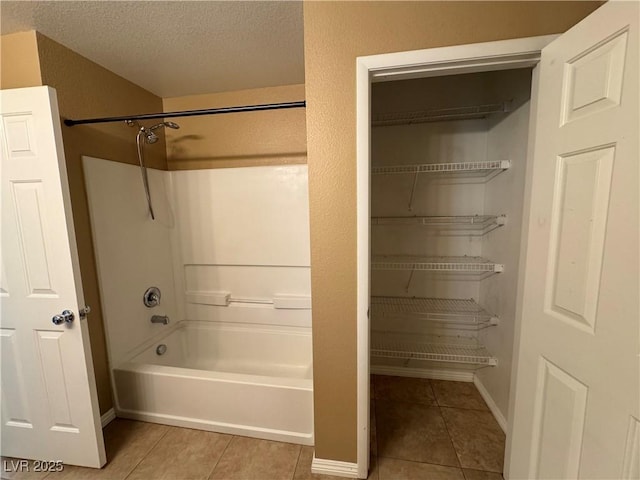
[151,315,170,325]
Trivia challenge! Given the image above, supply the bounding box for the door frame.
[355,34,558,479]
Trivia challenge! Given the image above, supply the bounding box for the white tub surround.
[83,157,179,366]
[84,159,313,444]
[171,166,312,328]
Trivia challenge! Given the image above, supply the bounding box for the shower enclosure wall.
[83,156,313,444]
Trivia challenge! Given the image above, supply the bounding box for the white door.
[507,2,638,479]
[0,87,106,467]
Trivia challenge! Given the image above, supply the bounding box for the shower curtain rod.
[63,100,306,127]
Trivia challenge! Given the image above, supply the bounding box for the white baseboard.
[473,376,507,433]
[101,408,116,428]
[311,455,359,478]
[371,365,474,382]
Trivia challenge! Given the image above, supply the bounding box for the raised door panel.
[11,181,58,297]
[0,329,32,429]
[544,145,614,333]
[35,330,78,432]
[561,29,628,124]
[529,358,588,479]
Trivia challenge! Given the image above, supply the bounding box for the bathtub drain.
[156,344,167,355]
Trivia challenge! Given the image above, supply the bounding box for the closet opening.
[369,67,532,473]
[355,35,558,479]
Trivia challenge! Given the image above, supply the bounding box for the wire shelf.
[372,103,510,127]
[372,160,511,180]
[371,333,497,366]
[371,214,506,236]
[370,296,498,326]
[371,255,504,276]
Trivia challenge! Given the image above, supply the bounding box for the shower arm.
[135,128,156,220]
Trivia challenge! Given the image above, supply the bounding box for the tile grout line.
[439,406,505,475]
[439,405,506,475]
[439,405,465,470]
[206,434,235,480]
[374,379,460,471]
[427,378,439,408]
[291,443,303,480]
[374,378,502,476]
[374,387,464,472]
[433,401,491,412]
[431,379,492,412]
[376,453,462,471]
[434,380,504,473]
[122,423,173,480]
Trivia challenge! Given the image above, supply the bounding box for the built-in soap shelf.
[187,291,231,306]
[185,291,311,310]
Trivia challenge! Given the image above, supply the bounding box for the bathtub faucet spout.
[151,315,170,325]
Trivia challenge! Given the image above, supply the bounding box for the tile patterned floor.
[372,375,505,480]
[2,377,504,480]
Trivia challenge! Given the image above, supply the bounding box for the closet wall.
[479,70,533,419]
[370,69,532,423]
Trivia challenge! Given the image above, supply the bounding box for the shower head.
[146,121,179,143]
[127,119,179,144]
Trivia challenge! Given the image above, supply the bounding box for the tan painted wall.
[35,33,167,414]
[303,1,603,462]
[163,84,306,170]
[0,31,42,89]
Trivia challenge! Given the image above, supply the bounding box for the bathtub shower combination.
[83,140,314,444]
[114,322,313,443]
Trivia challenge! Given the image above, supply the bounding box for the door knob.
[52,310,75,325]
[143,287,161,307]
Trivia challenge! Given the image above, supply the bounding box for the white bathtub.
[112,321,314,445]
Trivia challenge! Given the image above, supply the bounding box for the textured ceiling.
[0,1,304,98]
